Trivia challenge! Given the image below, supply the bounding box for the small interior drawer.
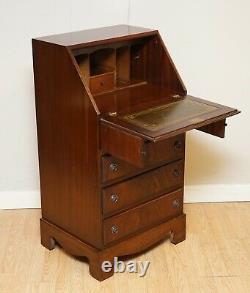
[100,122,185,168]
[89,72,114,94]
[103,189,183,244]
[102,159,184,216]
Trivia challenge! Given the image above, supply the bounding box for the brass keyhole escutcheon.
[174,140,182,149]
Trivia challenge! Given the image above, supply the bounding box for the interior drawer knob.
[173,169,180,177]
[174,140,182,149]
[110,194,119,203]
[111,225,119,234]
[172,199,180,208]
[109,162,118,172]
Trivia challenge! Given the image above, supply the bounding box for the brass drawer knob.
[173,169,180,177]
[172,199,180,208]
[109,162,118,172]
[111,225,119,234]
[174,140,182,149]
[110,194,119,203]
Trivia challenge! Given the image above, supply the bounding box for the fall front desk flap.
[100,94,239,142]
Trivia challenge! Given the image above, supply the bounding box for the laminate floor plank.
[0,203,249,293]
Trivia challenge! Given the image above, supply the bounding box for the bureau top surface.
[34,25,156,48]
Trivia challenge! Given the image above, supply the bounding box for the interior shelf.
[75,54,89,83]
[75,42,147,95]
[90,48,115,76]
[116,46,130,85]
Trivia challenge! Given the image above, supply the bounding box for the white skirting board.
[184,184,250,203]
[0,191,41,209]
[0,185,250,209]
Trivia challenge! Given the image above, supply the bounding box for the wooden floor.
[0,203,250,293]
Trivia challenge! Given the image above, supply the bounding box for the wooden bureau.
[32,25,239,281]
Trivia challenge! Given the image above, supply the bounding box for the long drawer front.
[102,133,185,183]
[101,124,185,168]
[102,159,184,217]
[103,189,183,244]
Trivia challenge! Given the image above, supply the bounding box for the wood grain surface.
[0,203,249,292]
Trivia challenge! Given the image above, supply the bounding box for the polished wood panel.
[116,46,130,83]
[41,212,185,280]
[103,189,183,244]
[75,53,89,83]
[100,122,144,167]
[130,42,146,81]
[157,32,187,94]
[32,25,239,282]
[102,160,184,216]
[100,122,185,167]
[146,33,187,94]
[89,72,115,94]
[94,83,175,114]
[36,25,157,48]
[32,41,103,248]
[101,136,185,183]
[197,118,226,138]
[143,134,185,165]
[101,95,239,142]
[102,155,138,183]
[90,48,115,75]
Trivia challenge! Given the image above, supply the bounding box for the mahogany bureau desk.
[32,25,239,281]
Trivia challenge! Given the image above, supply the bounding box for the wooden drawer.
[103,189,183,244]
[102,155,137,183]
[101,133,184,183]
[102,159,184,216]
[100,124,185,168]
[89,72,114,94]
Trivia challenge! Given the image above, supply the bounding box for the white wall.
[0,0,128,192]
[0,0,249,208]
[129,0,250,185]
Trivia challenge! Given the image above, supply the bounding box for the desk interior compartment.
[73,36,150,95]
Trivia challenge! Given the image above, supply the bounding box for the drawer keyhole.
[109,162,118,172]
[111,225,119,234]
[110,194,119,203]
[174,140,182,149]
[173,169,180,177]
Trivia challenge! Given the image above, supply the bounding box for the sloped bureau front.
[33,25,239,281]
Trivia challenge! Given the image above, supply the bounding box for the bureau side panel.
[32,41,102,248]
[146,33,187,95]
